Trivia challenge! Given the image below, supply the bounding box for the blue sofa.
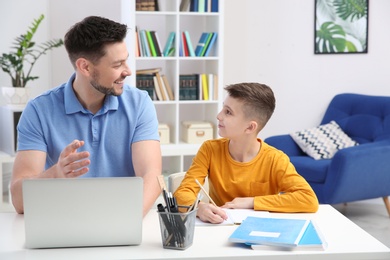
[265,93,390,216]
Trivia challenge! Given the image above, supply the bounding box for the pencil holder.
[157,209,197,250]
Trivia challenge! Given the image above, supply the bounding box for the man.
[174,83,318,223]
[11,16,162,217]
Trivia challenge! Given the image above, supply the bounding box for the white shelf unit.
[49,0,224,175]
[133,1,224,174]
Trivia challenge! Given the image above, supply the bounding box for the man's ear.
[75,58,91,76]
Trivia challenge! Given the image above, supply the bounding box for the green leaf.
[333,0,368,22]
[315,22,348,53]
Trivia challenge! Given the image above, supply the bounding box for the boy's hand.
[196,202,228,224]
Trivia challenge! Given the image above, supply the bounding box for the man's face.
[89,41,131,96]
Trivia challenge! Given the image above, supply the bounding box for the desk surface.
[0,205,389,260]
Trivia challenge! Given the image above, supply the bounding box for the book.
[207,73,214,100]
[181,32,189,56]
[228,216,310,247]
[183,31,195,57]
[136,67,161,75]
[211,0,219,12]
[203,32,217,57]
[194,32,210,56]
[145,30,157,57]
[139,30,151,57]
[136,74,155,100]
[179,74,199,100]
[212,74,219,100]
[163,32,175,57]
[162,75,174,100]
[159,74,170,101]
[153,76,163,101]
[190,0,198,12]
[200,32,214,57]
[135,27,140,57]
[155,72,167,100]
[250,220,327,251]
[151,31,162,56]
[179,0,191,12]
[198,0,205,12]
[201,73,208,100]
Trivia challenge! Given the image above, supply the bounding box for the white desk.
[0,205,389,260]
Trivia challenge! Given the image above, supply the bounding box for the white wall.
[1,0,390,138]
[224,0,390,139]
[0,0,54,105]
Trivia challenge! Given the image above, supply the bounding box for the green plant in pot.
[0,14,64,89]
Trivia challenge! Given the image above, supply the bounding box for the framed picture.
[315,0,369,54]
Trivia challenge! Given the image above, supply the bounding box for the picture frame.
[315,0,369,54]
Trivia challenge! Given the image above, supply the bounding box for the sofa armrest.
[264,134,305,157]
[324,140,390,203]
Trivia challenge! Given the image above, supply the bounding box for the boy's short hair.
[64,16,128,67]
[224,82,275,132]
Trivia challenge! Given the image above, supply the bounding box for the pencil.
[195,179,218,207]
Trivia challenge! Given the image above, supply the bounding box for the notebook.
[22,177,143,249]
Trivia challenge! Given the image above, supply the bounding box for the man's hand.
[196,202,228,224]
[55,140,90,178]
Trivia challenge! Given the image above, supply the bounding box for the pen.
[195,179,218,207]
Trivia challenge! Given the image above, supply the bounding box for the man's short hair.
[64,16,128,67]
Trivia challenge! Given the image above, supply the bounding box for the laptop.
[22,177,143,249]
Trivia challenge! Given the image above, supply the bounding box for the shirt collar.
[64,73,119,115]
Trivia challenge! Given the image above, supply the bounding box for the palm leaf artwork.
[0,14,64,87]
[315,0,368,54]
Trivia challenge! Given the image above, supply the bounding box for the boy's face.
[217,95,252,138]
[88,41,131,96]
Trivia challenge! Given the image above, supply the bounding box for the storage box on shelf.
[181,121,213,144]
[158,123,170,144]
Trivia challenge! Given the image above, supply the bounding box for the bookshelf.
[134,0,224,175]
[49,0,224,175]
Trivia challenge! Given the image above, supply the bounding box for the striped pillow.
[290,121,359,160]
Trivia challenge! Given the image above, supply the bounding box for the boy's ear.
[245,121,258,133]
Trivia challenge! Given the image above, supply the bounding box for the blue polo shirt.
[17,74,160,177]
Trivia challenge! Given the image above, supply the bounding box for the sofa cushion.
[290,121,359,160]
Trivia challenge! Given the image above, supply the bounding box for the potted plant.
[0,14,63,104]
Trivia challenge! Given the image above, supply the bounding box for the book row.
[180,0,219,12]
[135,0,159,11]
[179,73,218,101]
[135,0,219,13]
[136,68,174,101]
[136,68,218,101]
[135,29,217,58]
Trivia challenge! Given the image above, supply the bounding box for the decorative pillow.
[290,121,359,160]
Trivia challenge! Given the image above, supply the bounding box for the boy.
[174,82,319,224]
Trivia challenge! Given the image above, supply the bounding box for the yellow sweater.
[174,138,319,213]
